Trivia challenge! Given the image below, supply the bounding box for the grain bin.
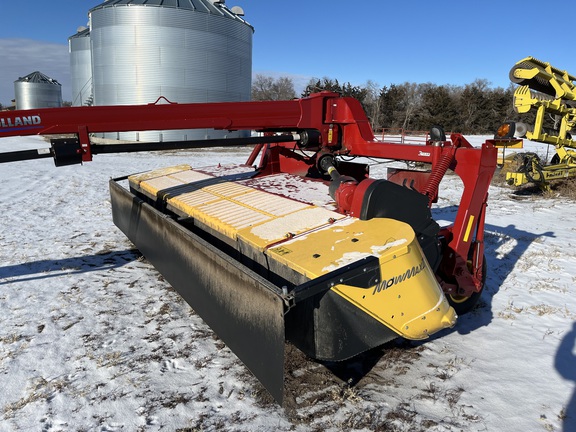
[69,27,93,106]
[14,71,63,110]
[89,0,254,142]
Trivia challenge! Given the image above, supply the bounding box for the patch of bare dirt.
[251,339,427,429]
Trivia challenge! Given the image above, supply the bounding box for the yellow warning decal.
[463,215,475,242]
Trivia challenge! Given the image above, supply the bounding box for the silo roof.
[89,0,252,28]
[69,26,90,40]
[15,71,61,86]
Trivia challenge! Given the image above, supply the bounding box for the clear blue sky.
[0,0,571,105]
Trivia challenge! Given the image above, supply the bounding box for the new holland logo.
[0,115,42,129]
[372,259,426,295]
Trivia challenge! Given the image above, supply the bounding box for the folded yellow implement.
[500,57,576,188]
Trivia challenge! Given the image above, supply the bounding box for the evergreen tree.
[416,84,460,132]
[458,79,491,133]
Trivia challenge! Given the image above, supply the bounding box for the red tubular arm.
[0,92,497,296]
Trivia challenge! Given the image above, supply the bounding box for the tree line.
[2,75,528,136]
[252,74,533,135]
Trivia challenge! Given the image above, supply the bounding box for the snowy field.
[0,135,575,431]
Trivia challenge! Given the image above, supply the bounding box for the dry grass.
[543,178,576,200]
[493,154,576,200]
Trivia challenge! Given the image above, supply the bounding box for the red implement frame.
[0,92,497,298]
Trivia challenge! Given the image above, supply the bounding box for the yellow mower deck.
[128,165,456,341]
[112,164,458,403]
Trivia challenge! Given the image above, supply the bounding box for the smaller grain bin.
[69,27,93,106]
[14,71,63,110]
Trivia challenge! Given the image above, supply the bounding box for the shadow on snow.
[432,204,555,336]
[556,322,576,432]
[0,249,141,285]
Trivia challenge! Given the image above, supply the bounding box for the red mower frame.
[0,92,499,301]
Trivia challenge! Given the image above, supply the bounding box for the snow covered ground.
[0,135,575,431]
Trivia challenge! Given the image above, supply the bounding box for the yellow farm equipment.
[498,57,576,188]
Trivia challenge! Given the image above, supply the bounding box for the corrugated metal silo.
[69,27,93,106]
[14,71,63,110]
[89,0,254,142]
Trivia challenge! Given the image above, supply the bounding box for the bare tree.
[399,82,422,130]
[363,79,381,131]
[251,74,296,101]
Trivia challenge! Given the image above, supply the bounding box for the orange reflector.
[496,123,511,137]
